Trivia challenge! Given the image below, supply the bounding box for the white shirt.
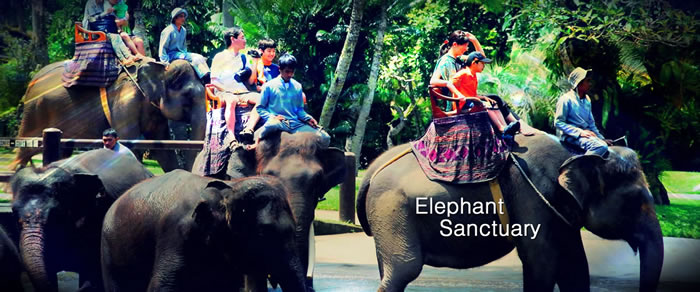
[211,49,249,93]
[105,142,137,159]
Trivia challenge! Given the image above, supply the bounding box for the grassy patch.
[659,171,700,195]
[655,199,700,239]
[142,159,165,175]
[316,170,365,211]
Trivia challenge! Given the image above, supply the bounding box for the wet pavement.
[301,231,700,292]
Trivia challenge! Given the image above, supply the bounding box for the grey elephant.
[357,133,663,292]
[12,59,205,171]
[101,170,307,292]
[193,131,347,289]
[10,149,153,291]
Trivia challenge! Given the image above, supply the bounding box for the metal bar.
[0,138,204,151]
[0,171,14,183]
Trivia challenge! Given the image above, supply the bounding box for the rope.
[509,152,573,227]
[120,63,159,109]
[369,147,412,183]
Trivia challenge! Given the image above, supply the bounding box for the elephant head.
[192,178,307,292]
[162,60,206,135]
[231,131,346,282]
[10,166,105,291]
[557,147,663,292]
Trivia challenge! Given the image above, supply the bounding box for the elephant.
[12,59,206,171]
[0,225,24,292]
[100,170,308,292]
[193,131,347,289]
[10,149,154,291]
[357,133,663,292]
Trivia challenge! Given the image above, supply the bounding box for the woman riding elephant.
[11,59,205,171]
[357,133,663,292]
[10,149,153,291]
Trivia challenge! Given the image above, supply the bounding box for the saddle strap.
[369,147,412,183]
[100,87,112,127]
[489,179,512,241]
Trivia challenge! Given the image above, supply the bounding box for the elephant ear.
[72,173,107,220]
[557,155,607,210]
[316,147,347,199]
[192,180,231,228]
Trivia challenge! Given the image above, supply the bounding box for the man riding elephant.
[159,7,210,81]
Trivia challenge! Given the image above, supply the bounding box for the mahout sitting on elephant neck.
[13,59,206,172]
[358,133,663,292]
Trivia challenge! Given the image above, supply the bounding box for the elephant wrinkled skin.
[357,133,663,292]
[12,59,205,171]
[10,149,153,291]
[194,131,347,289]
[101,170,307,292]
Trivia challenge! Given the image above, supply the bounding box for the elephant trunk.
[288,191,314,276]
[20,224,52,292]
[274,241,308,292]
[636,207,664,292]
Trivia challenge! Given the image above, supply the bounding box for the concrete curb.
[313,218,363,235]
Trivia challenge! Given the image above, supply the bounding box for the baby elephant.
[101,170,307,292]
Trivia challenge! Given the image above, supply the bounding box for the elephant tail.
[356,173,372,236]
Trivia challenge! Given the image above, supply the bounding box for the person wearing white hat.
[158,7,210,80]
[554,67,612,155]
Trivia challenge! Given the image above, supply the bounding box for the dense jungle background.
[0,0,698,204]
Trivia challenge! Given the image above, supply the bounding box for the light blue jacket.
[158,24,187,64]
[257,77,312,129]
[554,90,604,139]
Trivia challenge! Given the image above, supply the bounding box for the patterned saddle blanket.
[62,41,120,88]
[410,111,509,184]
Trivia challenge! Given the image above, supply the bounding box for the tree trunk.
[349,1,387,169]
[319,0,366,129]
[222,0,235,27]
[132,1,152,57]
[31,0,48,66]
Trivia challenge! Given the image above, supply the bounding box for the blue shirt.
[257,77,312,128]
[554,90,604,139]
[159,24,187,64]
[262,63,280,82]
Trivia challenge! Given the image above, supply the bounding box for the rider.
[249,53,329,150]
[158,7,211,80]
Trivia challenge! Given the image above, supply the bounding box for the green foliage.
[0,32,35,112]
[46,0,83,62]
[655,199,700,239]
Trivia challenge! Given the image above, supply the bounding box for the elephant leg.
[515,237,558,291]
[147,250,184,292]
[555,232,589,292]
[142,124,181,172]
[373,191,423,292]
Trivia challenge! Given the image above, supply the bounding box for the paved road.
[299,231,700,292]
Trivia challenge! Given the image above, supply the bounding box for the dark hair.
[439,30,470,56]
[258,39,277,51]
[279,53,297,70]
[102,128,118,138]
[223,27,243,48]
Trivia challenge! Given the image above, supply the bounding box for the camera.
[247,49,261,58]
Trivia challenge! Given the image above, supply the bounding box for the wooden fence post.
[42,128,62,167]
[339,152,356,223]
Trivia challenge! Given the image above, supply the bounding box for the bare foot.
[133,53,144,60]
[519,123,537,136]
[245,144,257,151]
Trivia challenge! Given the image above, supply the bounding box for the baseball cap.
[465,52,492,66]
